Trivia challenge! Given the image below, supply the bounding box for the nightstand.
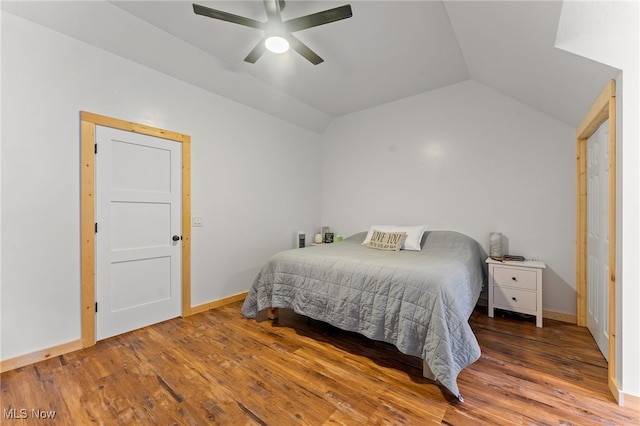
[486,258,546,327]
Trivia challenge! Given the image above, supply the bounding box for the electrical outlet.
[192,216,204,227]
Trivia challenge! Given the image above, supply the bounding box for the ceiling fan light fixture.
[265,36,289,54]
[193,2,353,64]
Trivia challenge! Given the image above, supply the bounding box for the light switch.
[192,216,204,227]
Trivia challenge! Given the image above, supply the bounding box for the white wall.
[0,12,322,360]
[556,0,640,401]
[320,80,576,313]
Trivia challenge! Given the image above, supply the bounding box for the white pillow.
[362,225,427,251]
[394,225,427,250]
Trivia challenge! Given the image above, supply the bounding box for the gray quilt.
[242,231,486,399]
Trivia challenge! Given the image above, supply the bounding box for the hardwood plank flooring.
[1,303,638,425]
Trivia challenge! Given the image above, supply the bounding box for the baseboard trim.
[610,376,640,411]
[0,339,83,373]
[623,391,640,411]
[542,309,577,324]
[1,292,249,373]
[187,291,249,316]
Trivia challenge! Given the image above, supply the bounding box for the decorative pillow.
[362,225,397,246]
[367,230,407,251]
[362,224,427,251]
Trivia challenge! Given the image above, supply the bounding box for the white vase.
[314,233,323,244]
[489,232,502,258]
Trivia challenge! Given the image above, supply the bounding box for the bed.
[241,230,486,401]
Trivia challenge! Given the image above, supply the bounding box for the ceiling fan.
[193,0,353,65]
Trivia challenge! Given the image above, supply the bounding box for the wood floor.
[2,302,639,425]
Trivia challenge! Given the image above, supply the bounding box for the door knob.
[172,235,181,241]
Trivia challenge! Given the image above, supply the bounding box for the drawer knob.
[512,297,518,301]
[511,277,517,281]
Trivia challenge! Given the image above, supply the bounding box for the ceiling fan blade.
[244,38,268,63]
[193,4,265,30]
[287,34,323,65]
[284,4,352,33]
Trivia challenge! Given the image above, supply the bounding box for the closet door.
[586,119,609,360]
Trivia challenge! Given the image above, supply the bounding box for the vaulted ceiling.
[1,1,619,133]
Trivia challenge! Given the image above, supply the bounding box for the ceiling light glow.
[265,36,289,54]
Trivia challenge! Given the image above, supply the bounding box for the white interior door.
[96,126,182,340]
[586,119,609,360]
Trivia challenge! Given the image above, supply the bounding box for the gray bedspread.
[242,230,486,399]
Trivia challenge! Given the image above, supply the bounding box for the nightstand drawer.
[493,287,537,312]
[492,266,537,291]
